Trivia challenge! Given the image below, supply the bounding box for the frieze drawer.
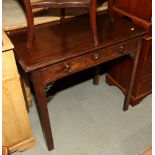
[41,38,138,84]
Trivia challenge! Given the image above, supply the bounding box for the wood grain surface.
[2,32,35,152]
[8,13,147,72]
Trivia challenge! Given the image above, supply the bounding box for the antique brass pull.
[94,53,100,60]
[129,52,135,59]
[119,45,125,54]
[64,64,72,73]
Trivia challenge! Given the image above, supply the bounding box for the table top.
[7,13,147,72]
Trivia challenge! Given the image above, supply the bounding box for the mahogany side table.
[7,13,147,151]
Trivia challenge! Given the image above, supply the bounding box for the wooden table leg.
[123,38,142,111]
[31,70,54,151]
[93,66,100,85]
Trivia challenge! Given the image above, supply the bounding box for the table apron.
[41,37,138,84]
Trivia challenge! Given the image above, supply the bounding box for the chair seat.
[31,0,90,8]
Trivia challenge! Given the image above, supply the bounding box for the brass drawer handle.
[119,45,125,54]
[64,64,72,74]
[94,53,100,60]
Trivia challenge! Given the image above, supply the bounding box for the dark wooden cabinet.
[114,0,152,22]
[106,0,152,106]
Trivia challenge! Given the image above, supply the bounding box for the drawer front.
[42,38,138,84]
[141,61,152,79]
[138,76,152,95]
[144,37,152,61]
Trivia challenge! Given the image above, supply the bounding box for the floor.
[13,73,152,155]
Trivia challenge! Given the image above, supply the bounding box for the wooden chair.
[23,0,99,48]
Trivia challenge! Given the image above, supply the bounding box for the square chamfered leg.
[93,65,100,85]
[123,37,142,111]
[31,70,54,151]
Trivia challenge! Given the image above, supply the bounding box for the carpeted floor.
[13,74,152,155]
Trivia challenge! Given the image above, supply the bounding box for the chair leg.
[27,27,34,48]
[93,66,100,85]
[108,0,114,19]
[24,0,35,48]
[90,0,98,46]
[60,8,65,21]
